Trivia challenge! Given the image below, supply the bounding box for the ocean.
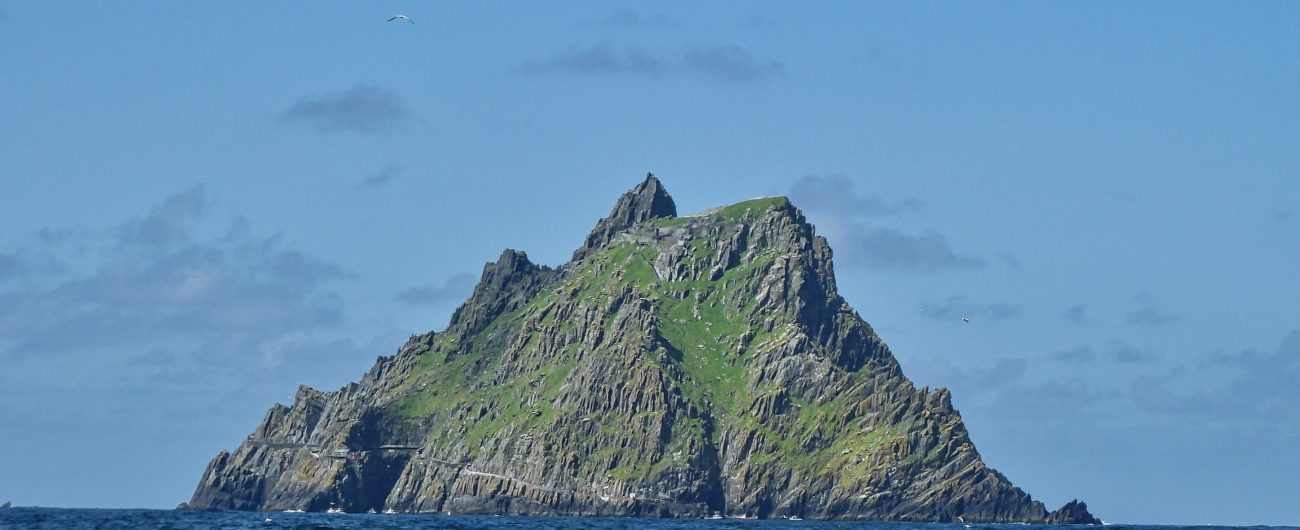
[0,509,1294,530]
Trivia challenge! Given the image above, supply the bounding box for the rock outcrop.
[572,173,677,262]
[188,175,1099,523]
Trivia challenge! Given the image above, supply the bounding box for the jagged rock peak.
[573,173,677,262]
[614,172,677,222]
[1047,500,1102,524]
[489,249,535,274]
[467,249,542,298]
[446,249,554,339]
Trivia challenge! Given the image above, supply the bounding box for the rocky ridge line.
[187,174,1099,523]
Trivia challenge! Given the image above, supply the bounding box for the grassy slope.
[383,194,915,488]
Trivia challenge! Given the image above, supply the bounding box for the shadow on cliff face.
[328,409,414,513]
[328,451,410,513]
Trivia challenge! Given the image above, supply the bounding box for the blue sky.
[1,2,1297,525]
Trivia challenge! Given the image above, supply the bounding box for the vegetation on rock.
[188,174,1098,523]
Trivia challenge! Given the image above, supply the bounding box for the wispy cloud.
[1064,304,1088,324]
[1106,340,1159,363]
[0,189,350,360]
[681,46,784,82]
[991,377,1112,419]
[523,44,783,83]
[903,355,1113,420]
[789,175,983,273]
[525,44,665,76]
[788,175,922,218]
[0,188,403,506]
[907,356,1028,398]
[995,252,1022,270]
[1049,341,1156,364]
[597,8,679,29]
[358,163,402,189]
[115,185,206,247]
[1126,304,1178,327]
[839,227,985,272]
[1130,330,1300,422]
[738,14,778,30]
[1050,346,1096,363]
[281,85,409,134]
[920,295,1023,321]
[0,252,24,282]
[395,272,476,305]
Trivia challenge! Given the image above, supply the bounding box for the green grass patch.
[715,196,789,223]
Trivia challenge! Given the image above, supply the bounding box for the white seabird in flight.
[387,14,414,24]
[961,317,970,323]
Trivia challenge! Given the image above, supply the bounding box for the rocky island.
[188,175,1098,523]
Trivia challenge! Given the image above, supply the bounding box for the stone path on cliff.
[247,439,423,452]
[245,439,315,451]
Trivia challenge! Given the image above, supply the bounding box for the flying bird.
[961,317,971,323]
[387,14,414,24]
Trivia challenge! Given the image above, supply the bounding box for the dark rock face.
[1046,500,1099,524]
[572,173,677,262]
[188,176,1099,523]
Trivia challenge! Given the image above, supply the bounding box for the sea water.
[0,508,1295,530]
